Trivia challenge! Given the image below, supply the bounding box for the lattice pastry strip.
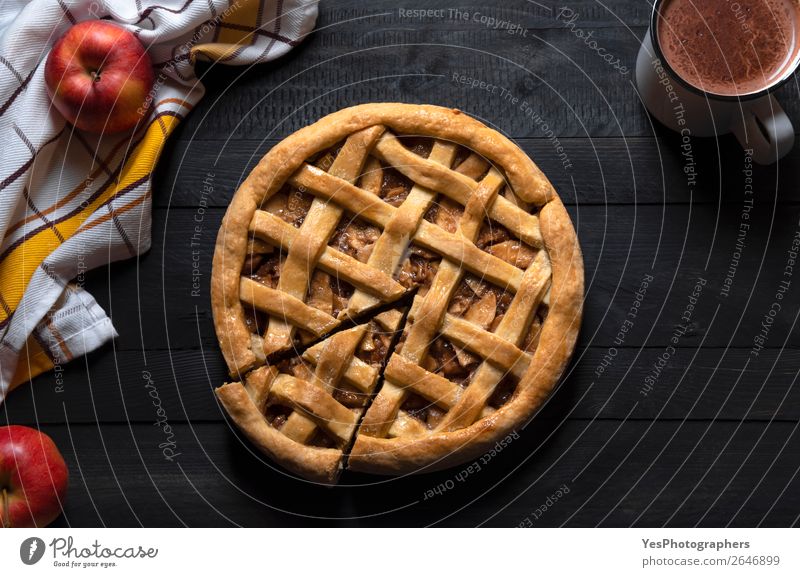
[262,126,385,355]
[435,251,552,431]
[372,133,543,247]
[248,210,405,302]
[358,166,508,437]
[288,166,524,289]
[274,325,367,444]
[239,138,530,363]
[377,250,551,438]
[345,138,457,316]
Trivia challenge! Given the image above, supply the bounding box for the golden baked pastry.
[211,103,583,482]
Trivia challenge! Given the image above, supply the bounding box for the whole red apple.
[0,425,68,528]
[45,20,155,134]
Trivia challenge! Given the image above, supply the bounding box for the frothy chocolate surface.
[657,0,800,95]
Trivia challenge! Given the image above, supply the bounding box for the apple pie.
[211,103,583,482]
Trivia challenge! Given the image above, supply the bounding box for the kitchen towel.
[0,0,318,402]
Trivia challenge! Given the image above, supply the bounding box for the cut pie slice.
[212,103,583,482]
[216,309,404,483]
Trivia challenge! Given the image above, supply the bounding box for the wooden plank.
[175,23,800,141]
[26,421,800,527]
[154,135,800,208]
[5,348,800,425]
[315,1,655,31]
[79,202,800,351]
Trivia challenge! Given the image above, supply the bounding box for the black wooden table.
[4,0,800,527]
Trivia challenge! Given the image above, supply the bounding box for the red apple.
[0,425,68,528]
[45,20,155,134]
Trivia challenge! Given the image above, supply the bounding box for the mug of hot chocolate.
[636,0,800,164]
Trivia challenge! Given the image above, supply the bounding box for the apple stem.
[1,488,9,528]
[90,70,101,82]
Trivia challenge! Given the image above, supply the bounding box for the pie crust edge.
[210,103,584,479]
[216,380,344,483]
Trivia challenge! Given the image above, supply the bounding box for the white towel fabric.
[0,0,318,402]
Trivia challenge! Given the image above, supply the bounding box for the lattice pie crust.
[212,104,583,483]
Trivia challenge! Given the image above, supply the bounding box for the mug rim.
[650,0,800,102]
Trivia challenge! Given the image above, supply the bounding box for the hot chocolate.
[657,0,800,96]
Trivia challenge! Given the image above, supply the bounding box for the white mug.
[635,0,798,165]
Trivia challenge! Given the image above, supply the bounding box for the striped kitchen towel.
[0,0,318,402]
